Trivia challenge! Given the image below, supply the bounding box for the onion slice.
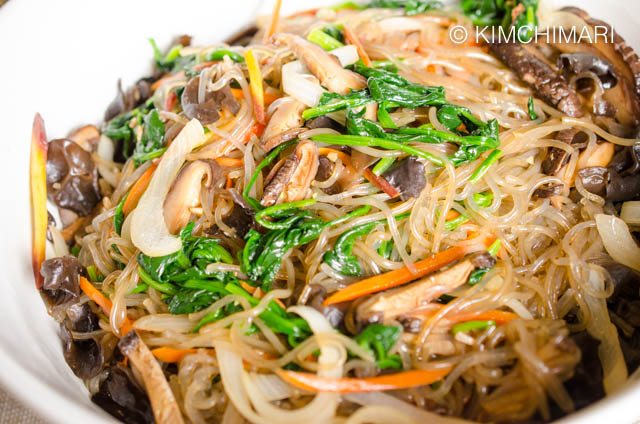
[620,201,640,225]
[595,214,640,272]
[330,45,359,67]
[282,60,325,107]
[130,118,207,256]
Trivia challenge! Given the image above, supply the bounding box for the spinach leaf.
[113,194,127,235]
[322,25,345,43]
[149,38,198,74]
[132,109,166,166]
[468,267,490,285]
[167,288,221,314]
[461,0,539,42]
[302,89,372,120]
[355,324,403,369]
[323,222,376,276]
[366,0,443,16]
[103,101,154,160]
[137,223,234,286]
[377,240,394,259]
[242,203,371,291]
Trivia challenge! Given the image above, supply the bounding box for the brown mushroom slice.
[542,128,588,176]
[488,39,583,117]
[260,97,307,151]
[357,253,496,324]
[69,125,100,152]
[118,331,185,424]
[164,160,217,234]
[260,140,319,207]
[553,7,640,127]
[277,34,366,95]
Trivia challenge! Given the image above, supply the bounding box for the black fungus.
[181,77,240,125]
[46,139,101,216]
[92,366,155,424]
[564,331,605,411]
[533,183,563,199]
[308,284,348,329]
[60,324,104,379]
[316,156,342,195]
[577,166,640,202]
[222,201,255,239]
[65,303,100,333]
[104,78,154,122]
[382,156,426,200]
[40,256,87,306]
[557,52,618,89]
[224,25,258,47]
[305,115,346,133]
[542,129,588,176]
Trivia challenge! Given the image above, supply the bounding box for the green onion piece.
[165,45,183,62]
[487,239,502,257]
[326,205,371,227]
[206,49,245,63]
[372,157,396,176]
[307,29,344,51]
[377,102,397,129]
[468,268,489,285]
[137,266,178,295]
[243,139,298,209]
[86,265,100,283]
[70,244,81,257]
[469,149,502,184]
[377,240,393,259]
[310,133,445,167]
[473,191,493,207]
[130,283,148,294]
[330,1,364,10]
[255,199,318,229]
[528,97,538,120]
[452,320,496,334]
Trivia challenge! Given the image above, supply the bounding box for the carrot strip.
[324,245,471,306]
[80,276,133,337]
[240,281,257,294]
[264,0,283,43]
[277,367,452,393]
[164,90,177,112]
[413,305,519,325]
[363,168,399,198]
[151,72,183,92]
[216,157,244,167]
[151,347,198,363]
[30,114,48,289]
[286,7,319,18]
[242,122,266,143]
[122,162,158,216]
[343,24,372,67]
[245,49,266,124]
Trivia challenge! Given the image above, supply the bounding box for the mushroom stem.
[118,331,185,424]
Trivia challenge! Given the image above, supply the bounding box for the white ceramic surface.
[1,1,639,423]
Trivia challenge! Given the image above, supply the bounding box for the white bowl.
[1,0,639,422]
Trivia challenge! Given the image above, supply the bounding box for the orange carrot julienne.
[164,90,177,112]
[277,367,452,393]
[413,306,519,325]
[151,347,198,363]
[80,276,133,337]
[242,122,266,143]
[264,0,283,43]
[123,162,157,215]
[215,157,244,167]
[343,24,372,67]
[286,7,319,18]
[324,244,480,306]
[363,168,399,198]
[240,281,257,294]
[30,114,48,289]
[245,49,266,124]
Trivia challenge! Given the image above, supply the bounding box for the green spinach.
[355,324,403,369]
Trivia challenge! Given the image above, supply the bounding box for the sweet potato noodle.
[31,1,640,423]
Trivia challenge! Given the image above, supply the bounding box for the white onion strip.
[282,60,325,107]
[130,119,207,256]
[595,214,640,272]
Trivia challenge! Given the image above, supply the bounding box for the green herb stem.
[469,149,502,184]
